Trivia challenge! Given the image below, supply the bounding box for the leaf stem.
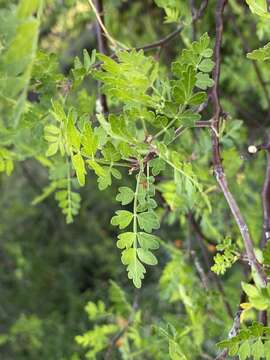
[133,165,143,236]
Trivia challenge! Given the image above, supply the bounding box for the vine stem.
[210,0,267,287]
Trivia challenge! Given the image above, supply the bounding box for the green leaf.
[172,85,185,104]
[228,342,239,356]
[198,59,215,73]
[246,0,270,18]
[179,111,201,127]
[116,187,135,205]
[67,112,81,151]
[111,210,133,229]
[238,340,250,360]
[46,142,59,157]
[251,339,264,360]
[247,42,270,61]
[137,248,158,265]
[242,282,269,310]
[188,91,206,105]
[201,48,213,58]
[97,169,112,190]
[87,160,106,177]
[182,66,196,100]
[82,123,98,156]
[137,211,160,233]
[127,253,146,288]
[109,114,134,142]
[195,72,214,90]
[83,49,92,71]
[117,232,136,249]
[150,158,166,176]
[242,282,261,298]
[102,142,121,162]
[44,124,60,135]
[137,232,160,250]
[94,50,156,107]
[51,100,66,123]
[72,153,86,186]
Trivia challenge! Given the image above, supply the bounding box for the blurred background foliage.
[0,0,270,359]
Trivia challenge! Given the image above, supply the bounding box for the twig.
[189,214,234,319]
[210,0,267,287]
[190,250,209,290]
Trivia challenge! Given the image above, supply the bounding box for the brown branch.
[210,0,267,287]
[94,0,108,113]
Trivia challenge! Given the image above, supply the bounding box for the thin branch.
[190,250,210,290]
[210,0,267,287]
[93,0,109,113]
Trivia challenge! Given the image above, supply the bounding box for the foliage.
[217,322,270,359]
[1,0,270,359]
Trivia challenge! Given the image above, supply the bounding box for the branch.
[254,140,270,325]
[210,0,267,287]
[261,140,270,247]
